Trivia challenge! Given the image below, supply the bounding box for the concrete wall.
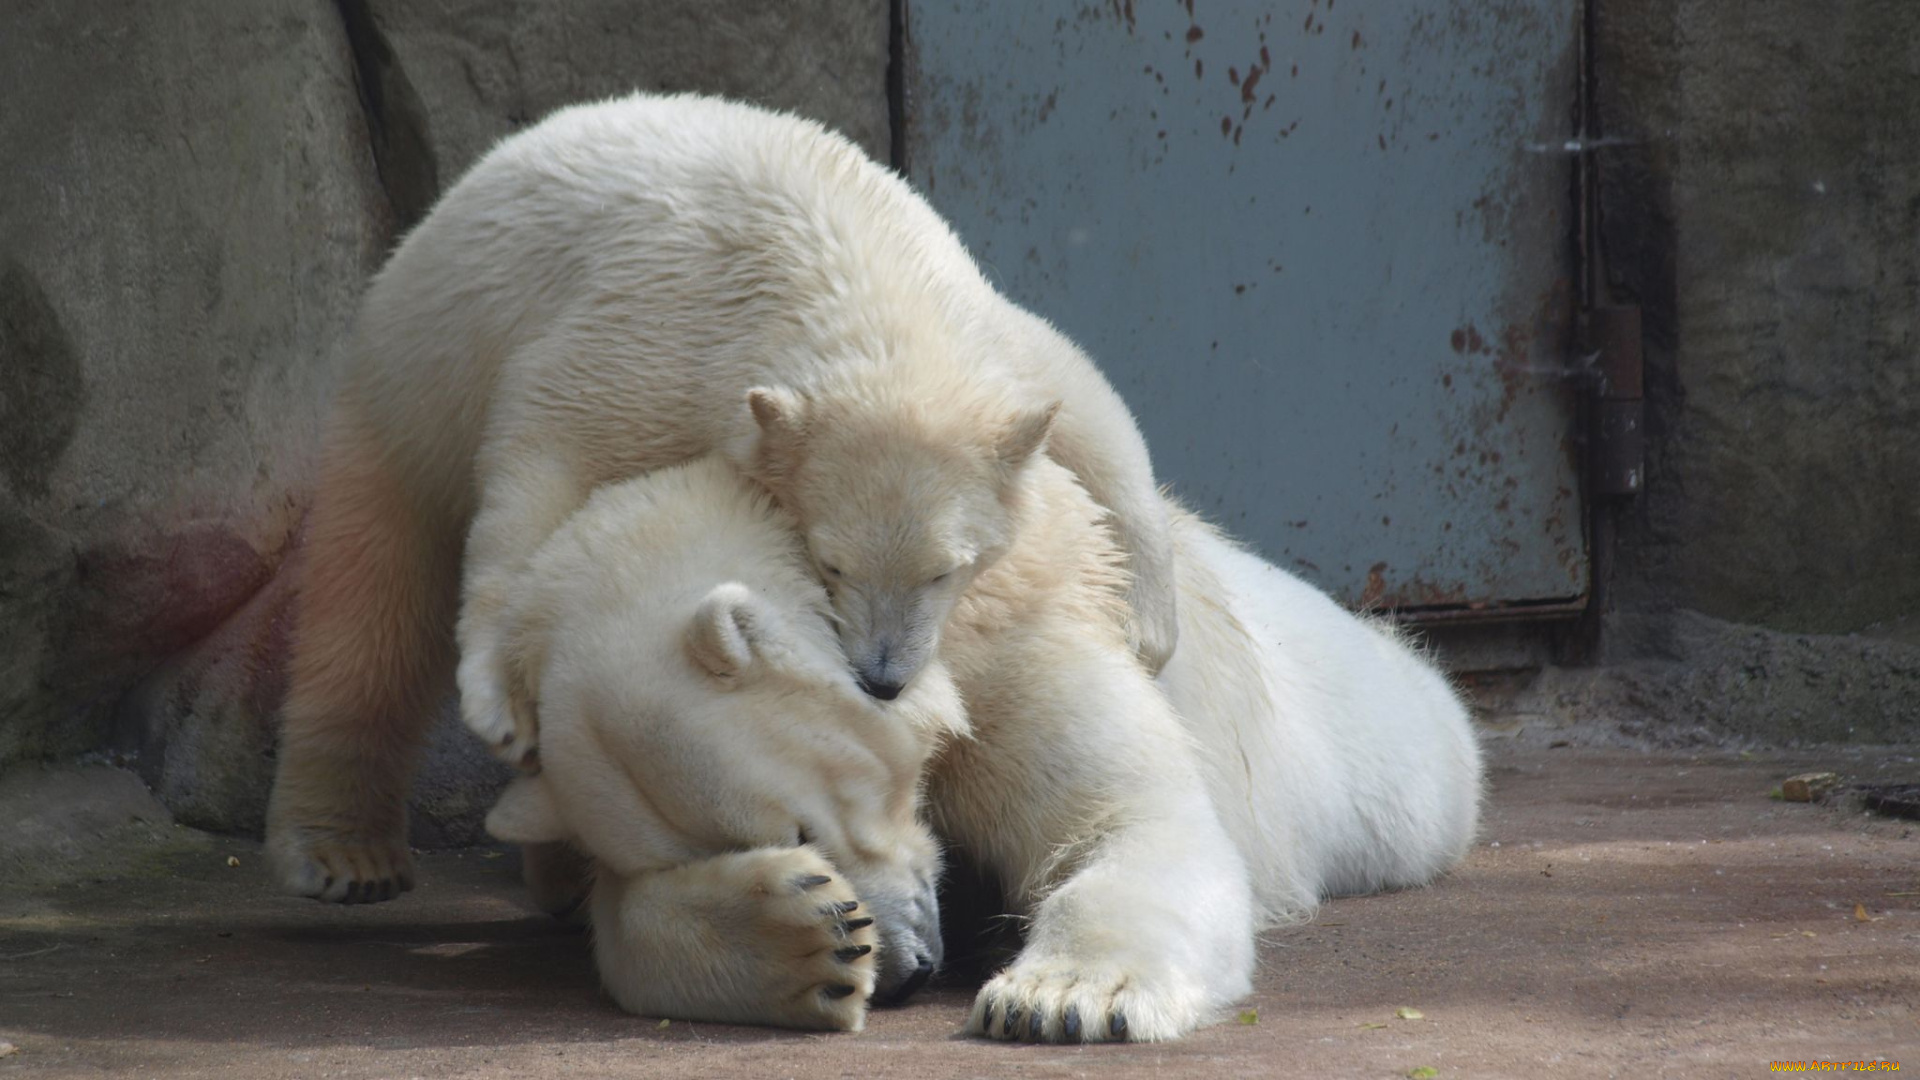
[1596,0,1920,635]
[0,0,889,841]
[1529,0,1920,745]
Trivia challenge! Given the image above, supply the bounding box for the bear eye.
[929,572,950,585]
[822,564,842,578]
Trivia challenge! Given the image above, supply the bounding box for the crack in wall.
[334,0,440,235]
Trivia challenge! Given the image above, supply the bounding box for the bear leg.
[266,417,458,903]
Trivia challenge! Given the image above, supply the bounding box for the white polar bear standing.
[484,451,1481,1040]
[265,93,1179,905]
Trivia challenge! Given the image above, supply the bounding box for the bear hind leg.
[266,421,459,903]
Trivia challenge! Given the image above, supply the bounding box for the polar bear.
[960,497,1482,1041]
[478,456,965,1023]
[485,432,1480,1039]
[265,92,1178,903]
[732,373,1257,1041]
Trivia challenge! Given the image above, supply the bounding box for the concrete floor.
[2,745,1916,1078]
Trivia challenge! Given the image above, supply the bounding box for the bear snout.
[858,675,904,701]
[874,953,935,1006]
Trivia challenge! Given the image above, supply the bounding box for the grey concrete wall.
[1,0,890,841]
[1535,0,1920,745]
[1595,0,1920,635]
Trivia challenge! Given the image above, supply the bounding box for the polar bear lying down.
[486,455,1482,1040]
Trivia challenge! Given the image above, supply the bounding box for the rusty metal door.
[900,1,1585,614]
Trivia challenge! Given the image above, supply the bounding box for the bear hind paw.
[268,828,416,905]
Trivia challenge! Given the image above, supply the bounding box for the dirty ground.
[2,745,1915,1078]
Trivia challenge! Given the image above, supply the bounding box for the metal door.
[901,0,1585,613]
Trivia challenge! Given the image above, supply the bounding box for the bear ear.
[995,399,1062,468]
[747,385,807,438]
[686,582,781,680]
[738,386,810,489]
[486,776,568,844]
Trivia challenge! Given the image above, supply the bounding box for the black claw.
[499,732,514,747]
[794,874,832,890]
[834,944,872,962]
[1063,1005,1082,1041]
[1001,1005,1021,1036]
[980,996,998,1033]
[823,983,858,999]
[1109,1012,1128,1039]
[842,916,874,932]
[836,899,859,913]
[1029,1008,1045,1041]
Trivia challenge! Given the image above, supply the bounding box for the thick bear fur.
[480,456,965,1025]
[486,455,1481,1041]
[265,92,1178,905]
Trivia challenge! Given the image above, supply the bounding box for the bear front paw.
[596,845,881,1031]
[732,847,881,1028]
[969,958,1208,1043]
[456,651,539,770]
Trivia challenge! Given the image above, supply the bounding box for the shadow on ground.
[2,746,1916,1078]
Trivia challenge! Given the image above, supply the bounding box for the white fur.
[481,457,965,1027]
[266,90,1177,906]
[326,91,1176,766]
[493,457,1480,1041]
[1156,507,1483,923]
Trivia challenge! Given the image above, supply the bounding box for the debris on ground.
[1396,1007,1425,1020]
[1779,772,1839,802]
[1857,783,1920,820]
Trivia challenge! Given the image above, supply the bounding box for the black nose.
[877,955,935,1006]
[858,676,903,701]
